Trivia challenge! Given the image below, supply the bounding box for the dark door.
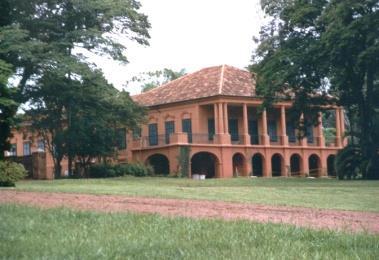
[208,118,215,140]
[165,121,175,144]
[148,123,158,146]
[248,120,259,144]
[228,119,239,142]
[182,119,192,143]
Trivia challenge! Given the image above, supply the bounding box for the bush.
[88,163,153,178]
[0,161,27,187]
[113,164,129,176]
[88,164,117,178]
[124,163,154,177]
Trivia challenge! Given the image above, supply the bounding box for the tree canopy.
[128,68,187,93]
[0,0,151,175]
[251,0,379,179]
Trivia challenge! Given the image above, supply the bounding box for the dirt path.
[1,190,379,233]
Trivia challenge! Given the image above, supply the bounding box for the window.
[208,118,215,140]
[165,121,175,144]
[268,120,278,142]
[286,123,296,143]
[116,128,127,150]
[148,123,158,146]
[248,120,259,144]
[9,144,17,156]
[132,127,142,140]
[306,125,314,143]
[182,119,192,143]
[228,119,239,142]
[23,142,31,156]
[37,139,45,152]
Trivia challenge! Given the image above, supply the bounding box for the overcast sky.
[92,0,265,94]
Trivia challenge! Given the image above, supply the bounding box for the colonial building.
[125,65,345,178]
[5,65,345,179]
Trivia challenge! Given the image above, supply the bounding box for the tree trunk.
[54,159,62,179]
[359,67,378,179]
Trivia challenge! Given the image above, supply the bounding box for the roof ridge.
[134,66,222,97]
[218,64,226,94]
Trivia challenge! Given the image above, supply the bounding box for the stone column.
[223,103,229,134]
[214,102,230,144]
[300,113,307,147]
[317,112,325,147]
[218,103,224,134]
[242,103,250,145]
[261,108,269,145]
[264,151,272,177]
[302,153,309,177]
[280,106,289,146]
[214,103,219,134]
[335,108,342,147]
[340,108,347,146]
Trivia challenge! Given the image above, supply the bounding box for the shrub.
[88,164,117,178]
[88,163,153,178]
[125,163,154,177]
[113,164,129,176]
[0,161,27,187]
[335,145,362,180]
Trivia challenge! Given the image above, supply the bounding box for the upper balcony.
[131,132,338,150]
[130,102,345,150]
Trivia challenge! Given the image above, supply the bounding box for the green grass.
[14,177,379,212]
[1,204,378,259]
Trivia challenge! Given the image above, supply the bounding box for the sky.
[91,0,265,95]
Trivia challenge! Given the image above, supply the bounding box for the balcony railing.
[231,135,243,145]
[139,135,167,148]
[325,136,337,147]
[250,135,260,145]
[192,134,215,144]
[132,133,332,149]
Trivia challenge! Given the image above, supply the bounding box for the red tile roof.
[132,65,256,106]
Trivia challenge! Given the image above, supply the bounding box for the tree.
[63,71,145,176]
[0,0,41,158]
[128,68,186,92]
[251,0,379,179]
[1,0,151,176]
[0,60,18,159]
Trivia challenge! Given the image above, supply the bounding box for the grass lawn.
[1,204,378,259]
[14,177,379,212]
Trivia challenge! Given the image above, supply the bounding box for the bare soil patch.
[1,190,378,233]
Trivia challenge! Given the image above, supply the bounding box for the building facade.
[125,65,346,178]
[5,65,346,179]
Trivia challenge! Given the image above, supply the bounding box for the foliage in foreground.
[0,161,26,186]
[0,204,378,259]
[0,0,151,177]
[88,163,153,178]
[251,0,379,179]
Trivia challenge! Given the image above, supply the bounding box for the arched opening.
[252,153,264,177]
[271,153,284,177]
[290,154,302,176]
[232,153,246,177]
[309,154,321,177]
[191,152,218,178]
[146,154,170,176]
[327,155,336,177]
